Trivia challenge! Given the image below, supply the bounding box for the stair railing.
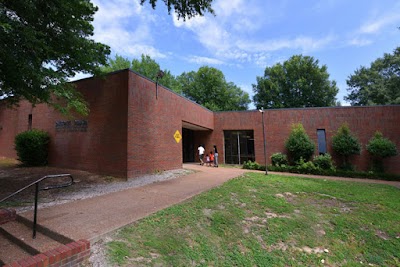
[0,174,74,238]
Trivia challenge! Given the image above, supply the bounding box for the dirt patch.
[375,230,390,240]
[0,159,192,211]
[0,162,116,203]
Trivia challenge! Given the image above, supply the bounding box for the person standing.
[209,151,214,167]
[198,144,205,165]
[213,145,219,167]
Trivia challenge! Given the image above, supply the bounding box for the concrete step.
[0,234,32,266]
[0,215,74,265]
[0,208,16,225]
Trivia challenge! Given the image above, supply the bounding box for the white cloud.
[187,56,224,65]
[359,9,400,34]
[237,35,336,53]
[348,37,373,47]
[92,0,167,59]
[172,0,335,65]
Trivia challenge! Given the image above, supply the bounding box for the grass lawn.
[107,173,400,266]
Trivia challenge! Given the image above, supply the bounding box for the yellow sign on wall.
[174,130,182,143]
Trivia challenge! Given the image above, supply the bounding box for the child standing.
[209,151,214,167]
[205,153,210,166]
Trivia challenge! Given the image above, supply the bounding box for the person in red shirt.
[209,151,214,167]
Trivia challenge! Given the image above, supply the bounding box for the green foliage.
[14,130,50,166]
[140,0,214,20]
[295,157,319,174]
[100,54,131,73]
[345,47,400,106]
[105,172,400,266]
[270,153,288,167]
[242,160,261,170]
[101,54,180,93]
[253,54,339,109]
[177,66,250,111]
[332,123,361,169]
[285,123,315,163]
[313,153,335,170]
[108,241,131,265]
[267,165,400,181]
[366,131,398,173]
[367,132,398,159]
[0,0,110,115]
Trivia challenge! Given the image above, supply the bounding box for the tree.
[1,0,215,115]
[101,54,179,92]
[131,55,179,92]
[345,47,400,106]
[1,0,111,115]
[100,55,131,73]
[366,131,397,173]
[177,66,250,111]
[331,124,361,170]
[285,123,315,163]
[253,55,339,109]
[140,0,215,20]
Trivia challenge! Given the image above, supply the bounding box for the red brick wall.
[215,106,400,174]
[51,71,129,177]
[3,239,90,267]
[127,71,214,177]
[0,104,16,158]
[0,71,129,178]
[1,70,399,176]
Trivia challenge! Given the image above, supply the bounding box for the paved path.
[20,164,247,242]
[19,164,399,242]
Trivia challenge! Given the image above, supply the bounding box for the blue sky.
[86,0,400,109]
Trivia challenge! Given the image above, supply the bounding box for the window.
[224,130,255,164]
[28,114,32,130]
[317,129,327,154]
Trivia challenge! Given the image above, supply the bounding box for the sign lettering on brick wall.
[55,120,88,132]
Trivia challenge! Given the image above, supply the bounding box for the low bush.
[270,153,288,166]
[313,153,335,170]
[242,160,261,170]
[266,165,400,181]
[242,155,400,181]
[15,129,50,166]
[296,158,319,174]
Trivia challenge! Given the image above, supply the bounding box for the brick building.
[1,69,399,177]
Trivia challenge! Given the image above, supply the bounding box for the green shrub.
[332,123,361,170]
[270,153,288,166]
[366,131,397,173]
[15,129,50,166]
[285,123,315,163]
[313,153,335,170]
[267,164,400,181]
[242,160,261,170]
[296,157,319,174]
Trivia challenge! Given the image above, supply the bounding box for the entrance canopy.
[182,121,211,131]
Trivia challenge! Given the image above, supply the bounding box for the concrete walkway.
[19,164,400,242]
[19,164,247,242]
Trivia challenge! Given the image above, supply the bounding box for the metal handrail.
[0,174,74,238]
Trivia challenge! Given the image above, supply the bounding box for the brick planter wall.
[2,240,90,267]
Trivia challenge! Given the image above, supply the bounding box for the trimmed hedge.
[242,161,400,181]
[15,129,50,166]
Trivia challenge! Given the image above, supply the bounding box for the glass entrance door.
[224,130,255,164]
